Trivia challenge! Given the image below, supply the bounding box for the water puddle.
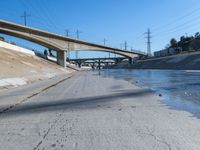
[101,69,200,118]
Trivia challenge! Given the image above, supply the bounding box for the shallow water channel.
[101,69,200,118]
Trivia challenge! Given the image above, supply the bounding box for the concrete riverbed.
[0,71,200,150]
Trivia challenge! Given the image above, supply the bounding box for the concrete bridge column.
[115,58,119,64]
[98,58,101,70]
[92,62,95,70]
[57,51,66,68]
[129,58,133,64]
[77,59,82,68]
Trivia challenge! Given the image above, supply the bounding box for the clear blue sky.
[1,0,200,58]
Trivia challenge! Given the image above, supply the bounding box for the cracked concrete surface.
[0,71,200,150]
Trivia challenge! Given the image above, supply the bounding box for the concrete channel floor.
[0,71,200,150]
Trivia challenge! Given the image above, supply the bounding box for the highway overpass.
[0,20,146,68]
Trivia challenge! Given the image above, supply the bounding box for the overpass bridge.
[0,20,146,68]
[69,57,124,68]
[69,57,125,62]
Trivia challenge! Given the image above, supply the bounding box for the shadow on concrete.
[1,89,153,118]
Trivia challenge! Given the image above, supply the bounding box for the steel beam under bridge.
[0,20,146,68]
[69,57,127,68]
[69,57,126,62]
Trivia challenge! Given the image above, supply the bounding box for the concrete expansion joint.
[0,75,73,116]
[33,112,64,150]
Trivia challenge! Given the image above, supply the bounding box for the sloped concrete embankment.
[0,41,72,91]
[110,51,200,70]
[132,52,200,70]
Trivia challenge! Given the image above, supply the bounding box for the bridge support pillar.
[129,58,134,64]
[115,58,119,64]
[98,58,101,70]
[77,59,82,68]
[57,51,66,68]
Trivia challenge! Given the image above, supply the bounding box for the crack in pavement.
[135,126,172,150]
[32,75,82,150]
[143,126,172,150]
[33,113,64,150]
[0,75,73,115]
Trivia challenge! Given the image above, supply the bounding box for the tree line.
[168,32,200,52]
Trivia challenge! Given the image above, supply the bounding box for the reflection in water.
[101,69,200,118]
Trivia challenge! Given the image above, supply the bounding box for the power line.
[103,38,107,45]
[145,7,200,51]
[65,29,70,37]
[152,14,200,50]
[103,38,110,58]
[124,41,128,50]
[154,19,200,41]
[134,8,200,46]
[76,30,82,39]
[154,14,200,37]
[119,41,128,50]
[65,29,71,60]
[120,43,123,49]
[145,28,152,56]
[37,0,67,30]
[0,9,19,16]
[32,0,61,30]
[21,11,31,26]
[152,7,200,32]
[34,1,57,27]
[131,47,134,52]
[133,8,200,51]
[19,0,56,30]
[67,42,71,61]
[75,30,82,59]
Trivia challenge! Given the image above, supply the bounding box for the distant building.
[154,47,182,57]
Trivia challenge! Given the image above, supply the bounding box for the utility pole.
[103,38,110,58]
[67,42,70,62]
[120,43,123,49]
[21,11,31,26]
[65,29,70,37]
[65,29,70,61]
[76,30,82,39]
[75,30,82,59]
[131,47,134,52]
[145,28,152,56]
[124,41,128,50]
[103,38,107,45]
